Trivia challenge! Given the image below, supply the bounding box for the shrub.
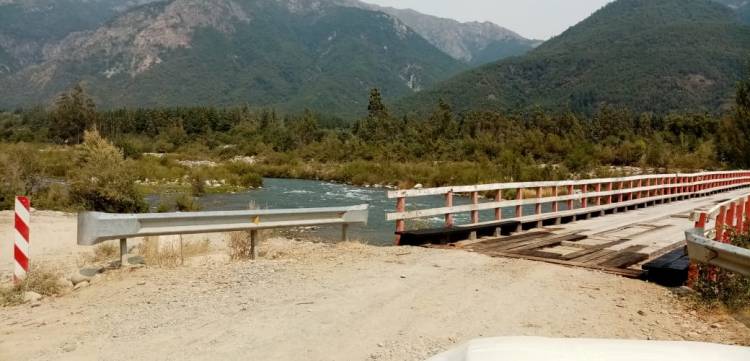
[0,266,61,307]
[693,232,750,310]
[227,231,254,260]
[67,130,147,213]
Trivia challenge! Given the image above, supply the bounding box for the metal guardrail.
[685,229,750,277]
[77,204,369,264]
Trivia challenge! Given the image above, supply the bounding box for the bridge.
[387,171,750,279]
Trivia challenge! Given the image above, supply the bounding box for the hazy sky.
[362,0,616,40]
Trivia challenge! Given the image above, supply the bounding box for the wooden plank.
[571,249,616,264]
[467,232,551,251]
[505,234,586,252]
[482,250,644,278]
[561,239,628,261]
[599,246,649,268]
[516,250,564,259]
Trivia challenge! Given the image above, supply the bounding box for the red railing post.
[395,196,406,245]
[494,190,502,221]
[515,188,523,218]
[737,198,745,232]
[581,184,588,208]
[695,212,708,230]
[745,195,750,233]
[618,181,625,203]
[445,191,454,228]
[535,187,543,227]
[606,182,613,205]
[552,187,559,213]
[471,191,479,225]
[715,206,726,242]
[727,203,736,236]
[567,185,574,210]
[595,183,602,206]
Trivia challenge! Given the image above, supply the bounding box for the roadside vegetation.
[0,68,749,212]
[694,232,750,310]
[0,266,62,307]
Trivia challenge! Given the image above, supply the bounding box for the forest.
[0,67,749,212]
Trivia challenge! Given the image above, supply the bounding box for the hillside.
[0,0,466,116]
[398,0,750,115]
[339,0,541,65]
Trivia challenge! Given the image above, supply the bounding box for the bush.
[693,232,750,310]
[0,266,62,307]
[67,130,147,213]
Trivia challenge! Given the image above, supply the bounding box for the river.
[148,178,537,246]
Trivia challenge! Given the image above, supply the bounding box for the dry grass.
[137,236,211,267]
[0,266,62,307]
[227,231,254,260]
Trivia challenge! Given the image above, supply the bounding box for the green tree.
[718,66,750,167]
[68,130,146,212]
[49,84,97,144]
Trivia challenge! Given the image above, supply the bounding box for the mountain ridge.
[0,0,467,116]
[397,0,750,115]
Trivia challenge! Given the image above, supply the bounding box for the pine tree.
[49,84,97,144]
[718,66,750,167]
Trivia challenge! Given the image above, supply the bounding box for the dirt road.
[0,212,748,361]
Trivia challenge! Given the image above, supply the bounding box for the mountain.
[714,0,750,22]
[398,0,750,115]
[336,0,541,65]
[0,0,467,116]
[0,0,155,75]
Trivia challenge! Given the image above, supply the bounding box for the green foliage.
[400,0,750,116]
[49,84,98,144]
[694,232,750,310]
[718,65,750,167]
[0,143,42,209]
[67,130,146,212]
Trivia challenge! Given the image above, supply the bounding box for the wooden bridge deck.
[435,188,750,278]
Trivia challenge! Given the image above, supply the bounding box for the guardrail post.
[566,185,574,211]
[395,197,406,245]
[446,191,454,228]
[745,196,750,233]
[617,181,625,209]
[250,230,258,260]
[596,183,604,216]
[120,238,128,267]
[581,184,589,220]
[342,224,349,242]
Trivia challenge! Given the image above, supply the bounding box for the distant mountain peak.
[333,0,540,64]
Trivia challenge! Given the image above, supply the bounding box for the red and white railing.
[690,192,750,242]
[388,171,750,245]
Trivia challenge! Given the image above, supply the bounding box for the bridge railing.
[387,171,750,245]
[690,192,750,242]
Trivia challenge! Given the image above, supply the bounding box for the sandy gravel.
[0,211,749,361]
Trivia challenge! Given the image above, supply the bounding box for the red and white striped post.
[13,196,30,284]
